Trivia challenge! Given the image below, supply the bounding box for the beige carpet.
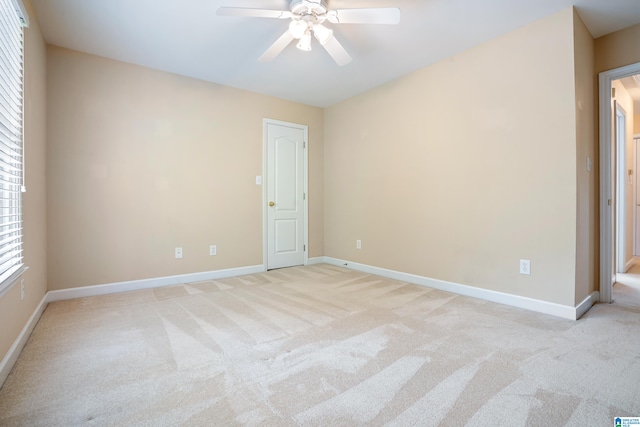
[0,263,639,426]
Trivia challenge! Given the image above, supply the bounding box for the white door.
[265,120,306,270]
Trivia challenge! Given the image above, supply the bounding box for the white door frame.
[599,62,640,303]
[635,135,640,257]
[262,118,309,270]
[615,104,627,274]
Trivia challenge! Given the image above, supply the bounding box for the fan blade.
[327,8,401,25]
[217,7,292,19]
[321,35,352,66]
[258,31,295,62]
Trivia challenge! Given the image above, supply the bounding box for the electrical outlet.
[20,280,24,301]
[175,247,183,259]
[356,240,362,249]
[210,245,217,256]
[519,259,531,275]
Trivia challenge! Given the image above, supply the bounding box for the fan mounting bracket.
[290,0,328,17]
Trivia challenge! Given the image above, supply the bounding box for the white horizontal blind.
[0,0,24,289]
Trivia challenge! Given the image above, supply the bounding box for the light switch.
[587,157,592,173]
[256,176,262,185]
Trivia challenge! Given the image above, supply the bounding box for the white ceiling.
[31,0,640,108]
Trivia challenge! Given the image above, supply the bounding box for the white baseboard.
[625,258,635,273]
[46,265,265,303]
[576,291,599,319]
[1,264,266,389]
[0,259,598,388]
[0,294,48,388]
[320,256,589,320]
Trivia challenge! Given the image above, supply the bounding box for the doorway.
[599,62,640,303]
[636,137,640,257]
[262,119,308,270]
[615,104,627,274]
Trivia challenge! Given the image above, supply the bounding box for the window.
[0,0,27,296]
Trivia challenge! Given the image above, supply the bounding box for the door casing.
[615,104,627,274]
[634,137,640,257]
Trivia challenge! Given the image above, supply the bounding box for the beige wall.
[0,1,47,364]
[635,114,640,135]
[595,23,640,73]
[324,9,578,306]
[573,9,597,304]
[46,47,323,290]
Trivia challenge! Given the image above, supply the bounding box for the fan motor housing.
[290,0,328,16]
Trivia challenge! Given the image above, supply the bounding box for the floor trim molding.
[1,264,266,388]
[576,291,600,319]
[321,256,590,320]
[1,259,598,388]
[0,294,48,388]
[46,265,265,303]
[625,258,635,273]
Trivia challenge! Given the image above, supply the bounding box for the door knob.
[269,201,275,207]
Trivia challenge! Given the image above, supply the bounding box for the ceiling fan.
[217,0,401,66]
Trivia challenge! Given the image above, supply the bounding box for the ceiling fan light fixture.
[217,1,400,66]
[296,30,312,51]
[288,19,307,39]
[312,24,333,45]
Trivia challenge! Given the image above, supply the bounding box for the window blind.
[0,0,25,292]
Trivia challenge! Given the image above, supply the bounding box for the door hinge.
[303,141,306,149]
[612,87,616,98]
[608,199,611,206]
[304,244,306,251]
[303,193,306,200]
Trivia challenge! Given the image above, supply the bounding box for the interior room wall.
[573,9,597,304]
[594,23,640,74]
[324,8,579,306]
[0,0,47,368]
[46,46,324,291]
[635,114,640,134]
